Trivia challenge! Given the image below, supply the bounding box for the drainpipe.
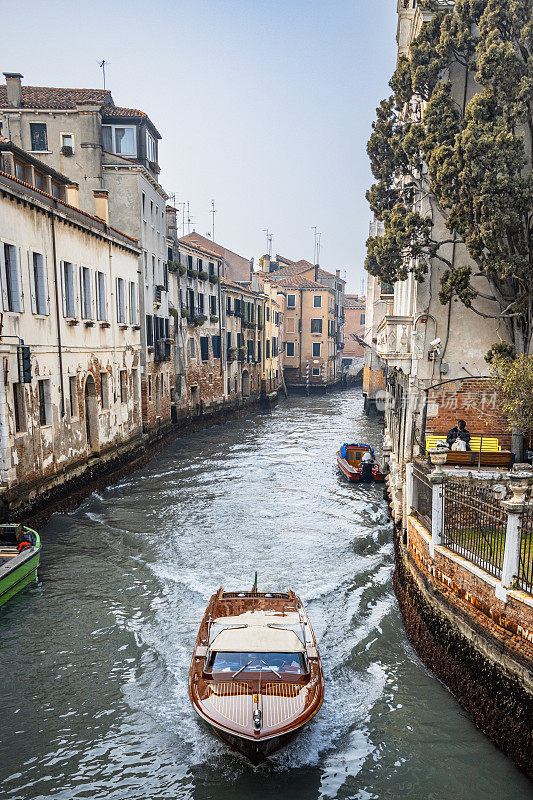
[50,214,65,417]
[0,348,11,484]
[298,289,303,382]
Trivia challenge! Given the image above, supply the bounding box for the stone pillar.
[428,448,448,551]
[405,461,414,515]
[500,467,533,590]
[382,432,392,473]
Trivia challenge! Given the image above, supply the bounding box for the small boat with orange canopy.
[189,575,324,764]
[337,443,385,483]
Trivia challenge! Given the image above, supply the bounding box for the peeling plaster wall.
[0,185,141,492]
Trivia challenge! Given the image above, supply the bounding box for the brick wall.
[407,517,533,656]
[426,377,511,449]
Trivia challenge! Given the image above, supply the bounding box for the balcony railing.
[376,315,413,367]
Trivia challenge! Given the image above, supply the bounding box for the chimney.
[93,189,109,224]
[3,73,23,108]
[66,184,79,209]
[314,264,319,281]
[336,269,340,278]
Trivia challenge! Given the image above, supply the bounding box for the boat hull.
[337,453,385,482]
[0,550,40,608]
[210,720,300,765]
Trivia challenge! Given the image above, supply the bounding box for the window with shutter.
[200,336,209,361]
[80,267,93,319]
[212,335,221,359]
[129,281,138,325]
[63,261,77,318]
[96,272,107,321]
[116,277,126,323]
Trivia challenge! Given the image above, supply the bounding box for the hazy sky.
[4,1,397,293]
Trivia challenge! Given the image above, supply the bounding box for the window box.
[198,270,209,281]
[84,320,95,328]
[209,274,219,284]
[187,269,199,279]
[133,324,141,331]
[67,319,79,326]
[147,345,155,352]
[100,321,110,329]
[119,324,128,330]
[226,308,234,316]
[181,307,189,317]
[210,315,219,323]
[194,314,207,326]
[228,346,238,362]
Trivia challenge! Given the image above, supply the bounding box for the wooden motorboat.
[189,581,324,764]
[337,443,385,482]
[0,523,41,608]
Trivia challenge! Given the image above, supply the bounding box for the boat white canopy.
[209,610,305,653]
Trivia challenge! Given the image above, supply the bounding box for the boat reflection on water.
[189,582,324,764]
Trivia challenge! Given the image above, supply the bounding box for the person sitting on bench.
[447,419,471,451]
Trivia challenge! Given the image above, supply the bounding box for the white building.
[0,138,141,515]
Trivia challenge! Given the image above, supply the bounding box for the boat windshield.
[204,651,306,675]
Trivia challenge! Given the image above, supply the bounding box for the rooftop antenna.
[316,232,322,265]
[181,202,186,237]
[98,60,110,90]
[210,199,216,241]
[186,201,193,234]
[312,226,318,264]
[262,228,273,258]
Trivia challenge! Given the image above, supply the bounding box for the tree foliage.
[488,352,533,439]
[366,0,533,354]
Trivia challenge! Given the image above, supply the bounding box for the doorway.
[242,370,250,397]
[84,374,99,452]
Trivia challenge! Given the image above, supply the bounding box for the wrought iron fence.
[518,506,533,594]
[442,479,507,579]
[412,463,433,533]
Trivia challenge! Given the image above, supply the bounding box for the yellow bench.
[425,434,501,453]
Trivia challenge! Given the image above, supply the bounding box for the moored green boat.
[0,524,41,608]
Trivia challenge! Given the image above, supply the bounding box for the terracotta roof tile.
[0,85,112,109]
[101,105,148,119]
[276,275,329,290]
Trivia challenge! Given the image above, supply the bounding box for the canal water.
[0,390,530,800]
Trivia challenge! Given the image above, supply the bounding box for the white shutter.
[73,264,79,317]
[0,244,7,311]
[43,256,50,315]
[16,248,24,312]
[115,276,119,322]
[28,251,37,314]
[95,271,101,320]
[100,273,108,321]
[60,261,67,317]
[79,266,84,317]
[89,269,94,319]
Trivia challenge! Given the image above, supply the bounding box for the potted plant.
[210,315,219,323]
[194,314,207,326]
[181,307,189,317]
[228,346,238,361]
[238,345,247,361]
[187,268,199,279]
[179,263,186,276]
[198,270,209,281]
[209,274,219,284]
